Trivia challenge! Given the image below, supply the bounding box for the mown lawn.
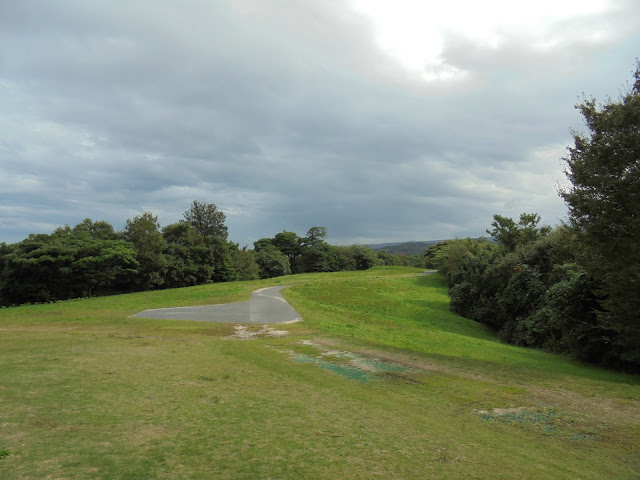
[0,267,638,479]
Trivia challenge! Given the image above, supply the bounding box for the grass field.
[1,267,638,479]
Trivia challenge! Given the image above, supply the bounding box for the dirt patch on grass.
[378,371,424,385]
[129,425,167,447]
[528,385,640,430]
[231,325,290,340]
[478,407,530,416]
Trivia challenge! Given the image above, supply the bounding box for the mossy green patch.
[352,358,406,373]
[293,354,316,363]
[479,408,559,433]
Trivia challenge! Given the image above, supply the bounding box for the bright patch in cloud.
[350,0,613,80]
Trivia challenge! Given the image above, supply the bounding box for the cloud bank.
[1,0,639,245]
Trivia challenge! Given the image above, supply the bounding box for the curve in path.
[417,270,437,276]
[130,285,301,324]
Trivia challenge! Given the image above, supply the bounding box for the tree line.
[0,201,422,307]
[428,65,640,371]
[253,227,426,277]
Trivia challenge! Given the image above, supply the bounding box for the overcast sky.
[1,1,639,246]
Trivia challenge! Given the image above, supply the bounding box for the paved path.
[130,285,301,324]
[417,270,438,276]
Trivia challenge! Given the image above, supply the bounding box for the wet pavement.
[130,285,301,324]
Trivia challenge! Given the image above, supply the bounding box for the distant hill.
[366,240,444,255]
[367,238,490,255]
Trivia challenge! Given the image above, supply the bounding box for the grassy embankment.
[0,267,638,479]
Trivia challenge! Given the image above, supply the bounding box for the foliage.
[298,227,337,273]
[123,212,167,290]
[0,226,137,305]
[253,237,274,251]
[349,245,378,270]
[272,230,302,269]
[304,226,327,248]
[1,215,378,307]
[0,203,235,304]
[376,250,393,266]
[162,222,214,288]
[376,250,422,267]
[161,220,237,285]
[369,240,442,255]
[183,200,228,243]
[434,67,640,370]
[439,216,636,369]
[232,245,260,281]
[486,213,551,252]
[424,240,456,269]
[209,237,236,283]
[560,64,640,366]
[70,237,138,297]
[72,218,120,240]
[255,228,378,276]
[255,246,291,278]
[300,243,337,273]
[524,263,612,364]
[332,245,377,271]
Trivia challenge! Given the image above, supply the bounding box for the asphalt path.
[130,285,301,324]
[417,270,437,276]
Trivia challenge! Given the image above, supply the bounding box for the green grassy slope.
[0,267,638,479]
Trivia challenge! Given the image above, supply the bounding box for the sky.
[1,0,639,246]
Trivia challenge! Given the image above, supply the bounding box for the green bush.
[438,219,633,368]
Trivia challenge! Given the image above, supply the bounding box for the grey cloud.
[1,0,638,245]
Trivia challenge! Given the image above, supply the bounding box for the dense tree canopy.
[232,246,260,281]
[272,231,301,264]
[0,226,137,304]
[560,64,640,365]
[183,200,228,243]
[304,226,327,248]
[255,246,292,279]
[72,218,120,240]
[487,213,551,252]
[162,222,215,288]
[0,208,379,307]
[123,212,167,290]
[432,65,640,370]
[433,220,620,366]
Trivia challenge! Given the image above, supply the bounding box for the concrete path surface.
[130,285,301,324]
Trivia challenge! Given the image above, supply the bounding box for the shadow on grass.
[405,301,497,340]
[392,274,640,385]
[411,273,449,294]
